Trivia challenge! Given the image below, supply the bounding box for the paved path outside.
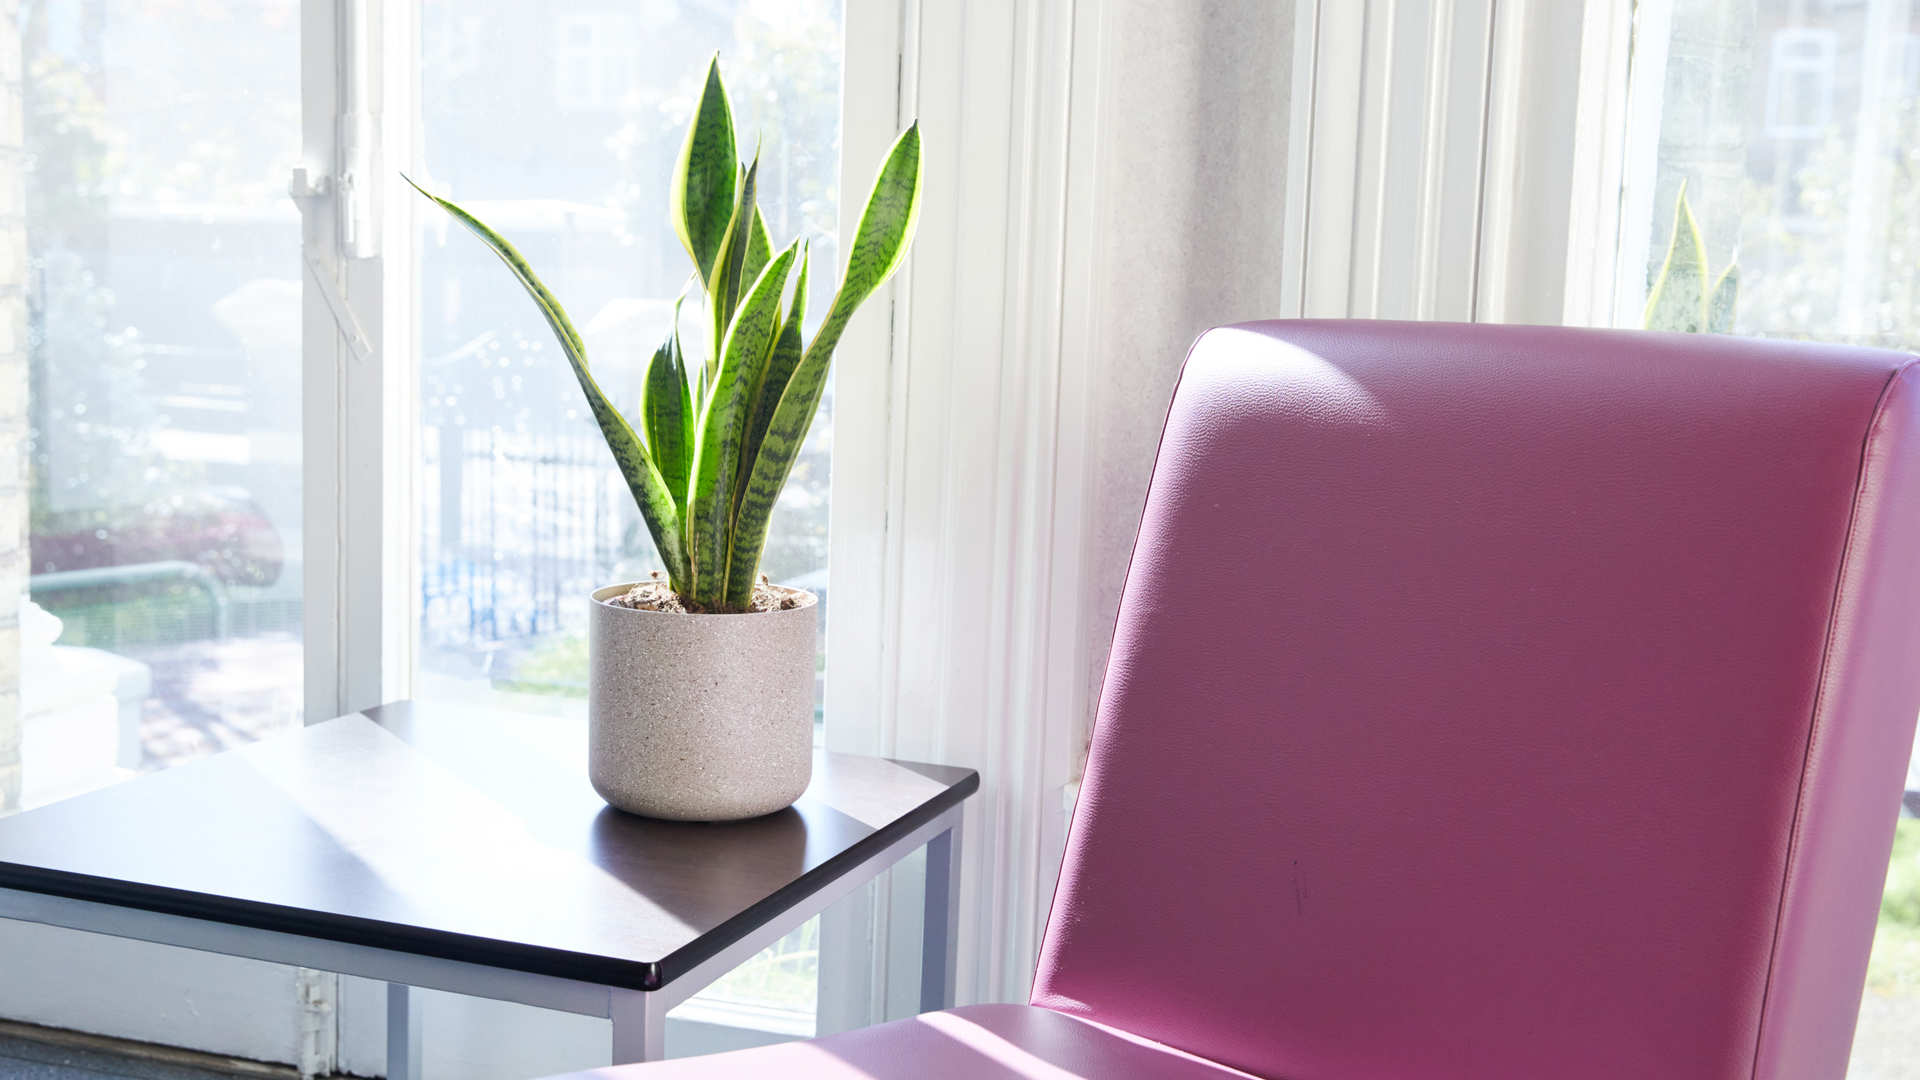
[127,635,302,770]
[1851,991,1920,1080]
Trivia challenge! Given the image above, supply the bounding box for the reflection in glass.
[11,0,302,813]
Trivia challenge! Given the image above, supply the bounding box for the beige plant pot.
[587,582,817,821]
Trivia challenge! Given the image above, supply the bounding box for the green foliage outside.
[31,589,220,649]
[1867,817,1920,998]
[1724,97,1920,350]
[24,32,184,526]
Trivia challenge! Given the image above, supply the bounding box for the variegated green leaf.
[687,242,797,609]
[641,314,695,514]
[735,243,808,525]
[724,126,923,607]
[1644,182,1708,334]
[831,123,922,324]
[404,175,690,588]
[670,57,737,282]
[706,157,760,379]
[742,209,771,296]
[1706,263,1739,335]
[724,328,832,610]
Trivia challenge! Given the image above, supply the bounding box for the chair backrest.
[1030,321,1920,1080]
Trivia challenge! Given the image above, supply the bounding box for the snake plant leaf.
[641,314,695,514]
[724,126,922,607]
[810,122,924,366]
[403,175,690,588]
[736,243,809,524]
[830,123,922,330]
[670,56,737,282]
[742,208,772,296]
[706,156,761,379]
[1706,263,1739,335]
[723,326,831,610]
[687,242,797,609]
[1644,182,1708,334]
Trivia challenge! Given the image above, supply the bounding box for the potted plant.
[408,58,922,820]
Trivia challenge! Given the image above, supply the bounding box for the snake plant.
[1644,181,1738,334]
[409,58,922,613]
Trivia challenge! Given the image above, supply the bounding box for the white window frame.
[1765,28,1840,140]
[1280,0,1630,327]
[816,0,1108,1023]
[1607,0,1673,330]
[302,0,419,729]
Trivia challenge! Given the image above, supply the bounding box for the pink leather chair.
[559,321,1920,1079]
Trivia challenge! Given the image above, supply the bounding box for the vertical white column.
[300,0,417,728]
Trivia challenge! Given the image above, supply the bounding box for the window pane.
[1626,3,1920,1073]
[2,0,302,816]
[416,0,844,1028]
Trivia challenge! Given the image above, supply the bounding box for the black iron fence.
[420,426,645,660]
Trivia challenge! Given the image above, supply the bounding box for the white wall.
[1078,0,1297,753]
[0,923,310,1065]
[822,0,1299,1012]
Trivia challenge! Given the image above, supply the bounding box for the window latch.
[290,168,375,364]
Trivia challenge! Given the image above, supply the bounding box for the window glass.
[3,0,303,816]
[416,0,843,1029]
[1763,29,1836,137]
[1626,2,1920,1071]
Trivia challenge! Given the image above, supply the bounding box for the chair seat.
[548,1004,1258,1079]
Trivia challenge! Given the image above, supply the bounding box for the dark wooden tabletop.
[0,701,977,991]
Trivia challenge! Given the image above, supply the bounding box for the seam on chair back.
[1749,357,1920,1078]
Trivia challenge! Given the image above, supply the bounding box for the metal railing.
[29,560,231,640]
[420,426,629,658]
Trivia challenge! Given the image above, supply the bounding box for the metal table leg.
[920,817,963,1013]
[387,982,423,1080]
[609,988,669,1064]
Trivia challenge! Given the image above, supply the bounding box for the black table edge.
[653,767,979,988]
[0,770,979,993]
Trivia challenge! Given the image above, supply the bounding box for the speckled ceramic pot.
[587,582,817,821]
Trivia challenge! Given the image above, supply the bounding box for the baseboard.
[0,1017,301,1079]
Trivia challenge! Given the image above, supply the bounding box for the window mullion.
[299,0,418,726]
[298,0,346,725]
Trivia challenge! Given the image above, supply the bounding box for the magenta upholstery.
[554,320,1920,1079]
[1033,321,1920,1079]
